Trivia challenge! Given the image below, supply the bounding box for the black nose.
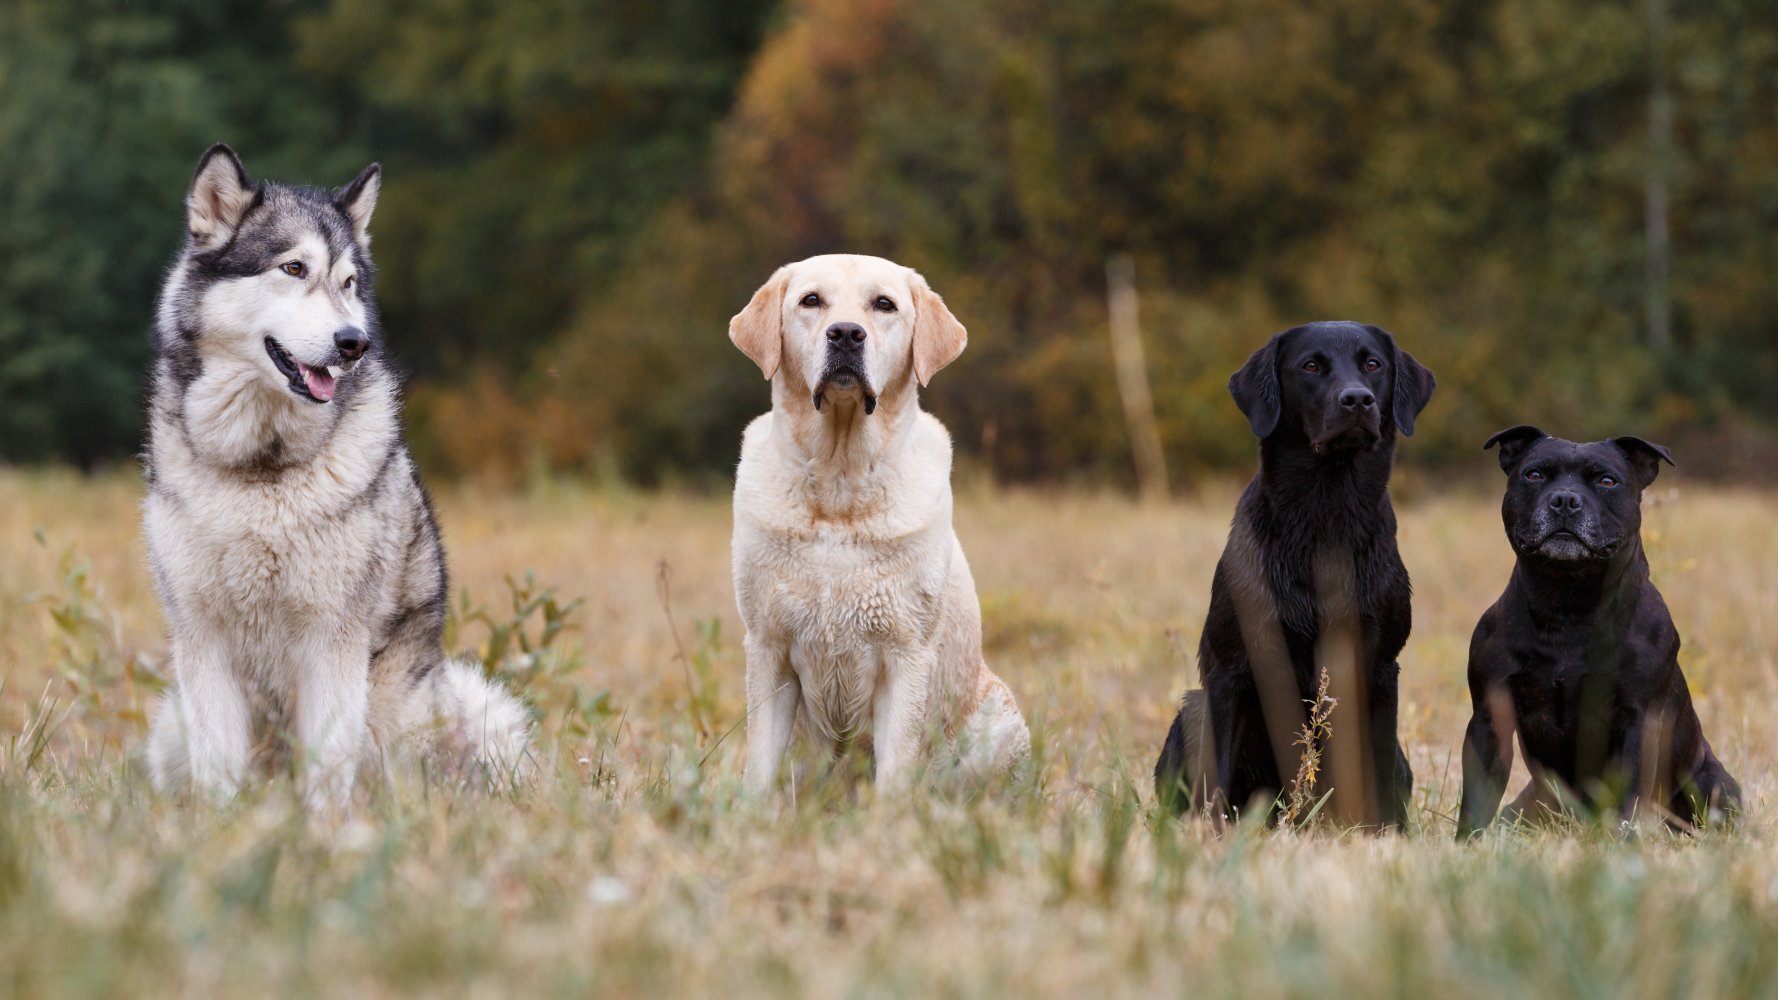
[1547,490,1583,514]
[334,327,370,361]
[826,322,867,346]
[1338,387,1376,410]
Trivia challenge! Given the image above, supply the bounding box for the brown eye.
[1302,360,1321,373]
[873,296,896,312]
[343,275,356,292]
[280,261,306,278]
[800,293,821,308]
[1365,358,1382,372]
[1525,469,1545,482]
[1598,475,1618,488]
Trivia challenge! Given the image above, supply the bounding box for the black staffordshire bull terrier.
[1457,427,1741,836]
[1155,321,1435,828]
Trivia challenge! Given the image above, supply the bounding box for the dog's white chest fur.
[146,389,397,641]
[738,513,946,740]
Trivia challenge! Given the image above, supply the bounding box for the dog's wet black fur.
[1154,321,1435,828]
[1456,427,1741,836]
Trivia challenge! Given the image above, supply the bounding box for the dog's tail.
[394,658,535,786]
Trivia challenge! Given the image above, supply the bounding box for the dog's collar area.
[263,336,339,404]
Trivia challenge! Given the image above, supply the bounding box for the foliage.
[3,0,1776,483]
[17,533,164,755]
[448,569,612,741]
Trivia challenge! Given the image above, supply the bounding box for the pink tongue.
[300,363,336,402]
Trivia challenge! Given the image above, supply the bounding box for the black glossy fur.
[1155,322,1435,827]
[1456,427,1741,836]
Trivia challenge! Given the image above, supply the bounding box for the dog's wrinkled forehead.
[1516,438,1633,481]
[197,186,362,278]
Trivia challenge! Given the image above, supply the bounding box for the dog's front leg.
[294,634,371,811]
[170,626,251,799]
[873,645,935,792]
[742,633,799,796]
[1457,685,1514,838]
[1617,707,1675,828]
[1368,659,1413,830]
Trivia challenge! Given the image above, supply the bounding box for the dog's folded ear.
[187,144,260,250]
[1612,436,1676,489]
[730,266,788,380]
[334,163,382,246]
[1228,335,1282,439]
[1483,425,1548,473]
[912,271,967,387]
[1369,325,1436,437]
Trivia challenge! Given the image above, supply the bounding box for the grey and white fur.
[143,144,531,807]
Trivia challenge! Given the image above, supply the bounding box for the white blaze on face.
[780,255,918,400]
[200,233,366,400]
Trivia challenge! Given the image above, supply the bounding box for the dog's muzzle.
[1518,502,1617,563]
[812,327,876,415]
[264,336,360,404]
[1307,385,1383,453]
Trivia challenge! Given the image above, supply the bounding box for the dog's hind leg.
[1678,747,1742,829]
[953,668,1031,783]
[1154,689,1212,814]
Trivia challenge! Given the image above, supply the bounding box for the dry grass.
[3,468,1777,997]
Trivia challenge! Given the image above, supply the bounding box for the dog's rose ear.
[1612,436,1675,489]
[187,143,258,249]
[1228,334,1282,438]
[730,266,788,380]
[1483,425,1548,473]
[911,271,967,387]
[334,163,381,246]
[1367,325,1436,437]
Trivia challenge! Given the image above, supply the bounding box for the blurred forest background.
[3,0,1776,488]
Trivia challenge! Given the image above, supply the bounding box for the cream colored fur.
[728,254,1031,794]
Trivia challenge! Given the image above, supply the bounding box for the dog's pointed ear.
[1369,325,1435,436]
[1228,334,1282,439]
[187,143,258,249]
[729,266,788,380]
[1483,425,1548,474]
[334,162,381,246]
[1612,435,1675,489]
[911,270,967,387]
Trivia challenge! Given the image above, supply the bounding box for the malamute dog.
[143,144,530,807]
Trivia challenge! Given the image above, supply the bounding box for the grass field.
[3,468,1777,997]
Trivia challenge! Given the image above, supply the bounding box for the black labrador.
[1456,427,1741,836]
[1154,321,1435,828]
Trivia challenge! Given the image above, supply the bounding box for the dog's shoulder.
[902,409,955,475]
[1465,595,1514,683]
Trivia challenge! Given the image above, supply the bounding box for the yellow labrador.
[729,254,1031,793]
